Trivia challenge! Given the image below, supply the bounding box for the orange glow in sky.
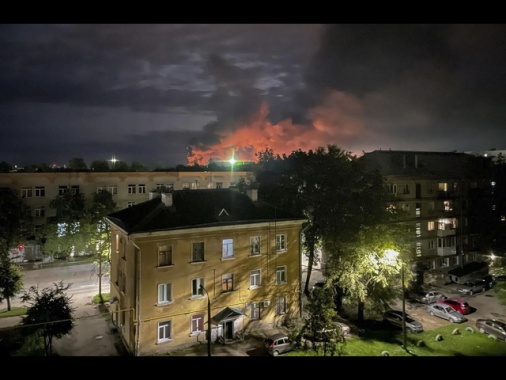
[187,91,366,165]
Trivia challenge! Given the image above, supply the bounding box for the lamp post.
[200,285,212,357]
[401,262,407,351]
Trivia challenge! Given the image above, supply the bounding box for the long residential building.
[362,150,494,285]
[0,170,255,261]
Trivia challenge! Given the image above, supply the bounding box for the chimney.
[161,192,173,207]
[247,188,258,202]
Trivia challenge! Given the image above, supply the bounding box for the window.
[250,269,261,288]
[191,314,205,335]
[276,234,286,252]
[158,320,172,343]
[191,181,199,189]
[250,302,260,320]
[452,256,459,266]
[138,184,146,194]
[250,236,260,256]
[416,223,421,237]
[71,185,80,195]
[192,242,204,262]
[415,203,421,217]
[58,186,67,195]
[387,184,397,194]
[222,238,234,259]
[428,240,435,250]
[158,283,172,305]
[438,182,448,192]
[444,200,453,211]
[108,185,117,194]
[222,273,234,292]
[21,187,32,198]
[428,221,435,231]
[275,266,287,285]
[400,184,409,194]
[128,184,136,194]
[34,186,45,197]
[416,242,422,257]
[441,257,449,267]
[276,296,287,315]
[118,270,126,293]
[182,182,190,189]
[192,278,204,297]
[158,245,172,266]
[127,201,135,207]
[34,206,45,218]
[216,182,223,189]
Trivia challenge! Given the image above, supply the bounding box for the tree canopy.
[21,281,75,356]
[0,260,24,311]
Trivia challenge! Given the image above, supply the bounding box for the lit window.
[127,201,135,207]
[427,221,435,231]
[222,273,234,292]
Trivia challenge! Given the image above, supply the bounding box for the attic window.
[219,208,229,216]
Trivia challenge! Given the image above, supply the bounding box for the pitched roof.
[106,188,305,234]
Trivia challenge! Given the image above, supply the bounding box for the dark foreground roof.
[106,189,305,234]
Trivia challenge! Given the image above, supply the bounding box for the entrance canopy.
[211,307,246,325]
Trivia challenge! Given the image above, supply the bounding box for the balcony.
[437,247,456,256]
[437,229,456,238]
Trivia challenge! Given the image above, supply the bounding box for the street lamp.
[200,284,212,357]
[385,249,407,351]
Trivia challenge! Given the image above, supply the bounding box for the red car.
[437,297,471,315]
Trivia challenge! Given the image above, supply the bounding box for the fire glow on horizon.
[187,93,367,165]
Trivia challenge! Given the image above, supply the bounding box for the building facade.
[0,170,255,261]
[105,188,307,356]
[362,150,493,285]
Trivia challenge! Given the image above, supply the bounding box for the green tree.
[0,187,33,261]
[324,223,412,325]
[130,161,148,171]
[21,281,75,356]
[40,190,88,260]
[255,145,392,296]
[83,190,117,298]
[0,161,12,172]
[112,160,129,171]
[0,260,24,311]
[68,157,88,170]
[299,285,346,356]
[90,160,110,172]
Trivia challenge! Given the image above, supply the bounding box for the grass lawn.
[0,306,27,318]
[287,322,506,356]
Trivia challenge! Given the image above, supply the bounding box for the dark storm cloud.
[1,24,505,168]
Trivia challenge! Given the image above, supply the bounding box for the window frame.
[222,238,234,259]
[250,236,260,256]
[192,242,205,262]
[157,283,172,305]
[192,278,205,297]
[222,273,234,292]
[158,245,173,267]
[250,269,261,289]
[158,320,172,343]
[191,313,205,335]
[275,234,286,252]
[275,266,287,285]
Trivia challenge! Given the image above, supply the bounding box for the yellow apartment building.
[105,188,307,356]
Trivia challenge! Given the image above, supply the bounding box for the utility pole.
[401,263,407,350]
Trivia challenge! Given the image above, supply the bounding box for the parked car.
[478,275,496,290]
[409,289,447,304]
[475,319,506,341]
[457,279,487,295]
[383,309,424,333]
[427,303,467,323]
[437,297,471,315]
[263,333,296,356]
[334,321,351,337]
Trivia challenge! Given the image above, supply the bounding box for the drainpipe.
[128,235,142,356]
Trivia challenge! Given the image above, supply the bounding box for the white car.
[427,303,467,323]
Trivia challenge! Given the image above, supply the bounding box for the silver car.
[457,279,486,295]
[263,333,296,356]
[383,310,424,333]
[427,303,467,323]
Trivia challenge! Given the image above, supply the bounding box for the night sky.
[1,24,505,169]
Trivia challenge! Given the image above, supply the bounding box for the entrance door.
[225,320,234,339]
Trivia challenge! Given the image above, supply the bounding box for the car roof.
[477,319,506,327]
[444,297,466,303]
